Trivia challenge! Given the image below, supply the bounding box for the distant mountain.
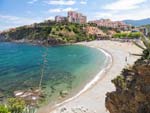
[123,18,150,26]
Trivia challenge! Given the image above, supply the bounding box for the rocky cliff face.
[0,33,6,41]
[105,59,150,113]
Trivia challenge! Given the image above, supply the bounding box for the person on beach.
[125,56,127,63]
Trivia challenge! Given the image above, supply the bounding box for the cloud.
[63,7,78,12]
[0,15,20,21]
[94,7,150,21]
[95,0,149,21]
[28,0,38,4]
[48,9,62,13]
[46,0,76,5]
[104,0,147,10]
[48,7,78,13]
[94,12,113,19]
[0,14,42,30]
[0,15,40,24]
[45,16,55,20]
[80,0,87,5]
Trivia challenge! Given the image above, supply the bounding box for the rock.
[14,89,42,106]
[60,90,68,98]
[14,91,24,97]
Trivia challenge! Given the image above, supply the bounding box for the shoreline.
[37,43,112,113]
[37,41,114,113]
[40,40,142,113]
[55,45,113,107]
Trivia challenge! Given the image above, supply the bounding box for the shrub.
[113,32,142,39]
[7,98,25,113]
[128,32,141,39]
[112,76,127,91]
[0,105,10,113]
[113,33,122,38]
[121,33,128,38]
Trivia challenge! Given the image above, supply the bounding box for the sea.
[0,42,107,105]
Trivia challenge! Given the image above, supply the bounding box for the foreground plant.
[111,76,127,92]
[0,98,37,113]
[0,105,10,113]
[7,98,25,113]
[133,35,150,59]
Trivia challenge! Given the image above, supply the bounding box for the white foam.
[55,46,112,107]
[15,92,23,96]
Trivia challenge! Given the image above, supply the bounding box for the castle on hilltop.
[55,11,87,24]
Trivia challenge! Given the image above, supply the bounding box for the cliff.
[105,51,150,113]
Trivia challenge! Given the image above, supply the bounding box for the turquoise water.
[0,42,107,104]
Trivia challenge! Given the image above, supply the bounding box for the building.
[68,11,87,24]
[55,16,67,23]
[55,11,87,24]
[89,19,131,31]
[131,27,148,36]
[139,27,148,36]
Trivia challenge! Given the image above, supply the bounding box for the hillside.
[0,21,100,45]
[123,18,150,26]
[0,21,89,45]
[0,20,119,45]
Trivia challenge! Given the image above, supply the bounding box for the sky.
[0,0,150,31]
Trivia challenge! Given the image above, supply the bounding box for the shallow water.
[0,42,107,104]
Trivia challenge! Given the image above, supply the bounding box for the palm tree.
[133,35,150,59]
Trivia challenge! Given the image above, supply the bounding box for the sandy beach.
[38,40,142,113]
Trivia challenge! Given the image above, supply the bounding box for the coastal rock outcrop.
[105,58,150,113]
[0,33,6,41]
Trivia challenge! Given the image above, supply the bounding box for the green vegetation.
[0,98,36,113]
[134,35,150,59]
[48,23,88,43]
[7,98,25,113]
[113,32,142,39]
[112,76,127,91]
[2,21,97,44]
[0,105,10,113]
